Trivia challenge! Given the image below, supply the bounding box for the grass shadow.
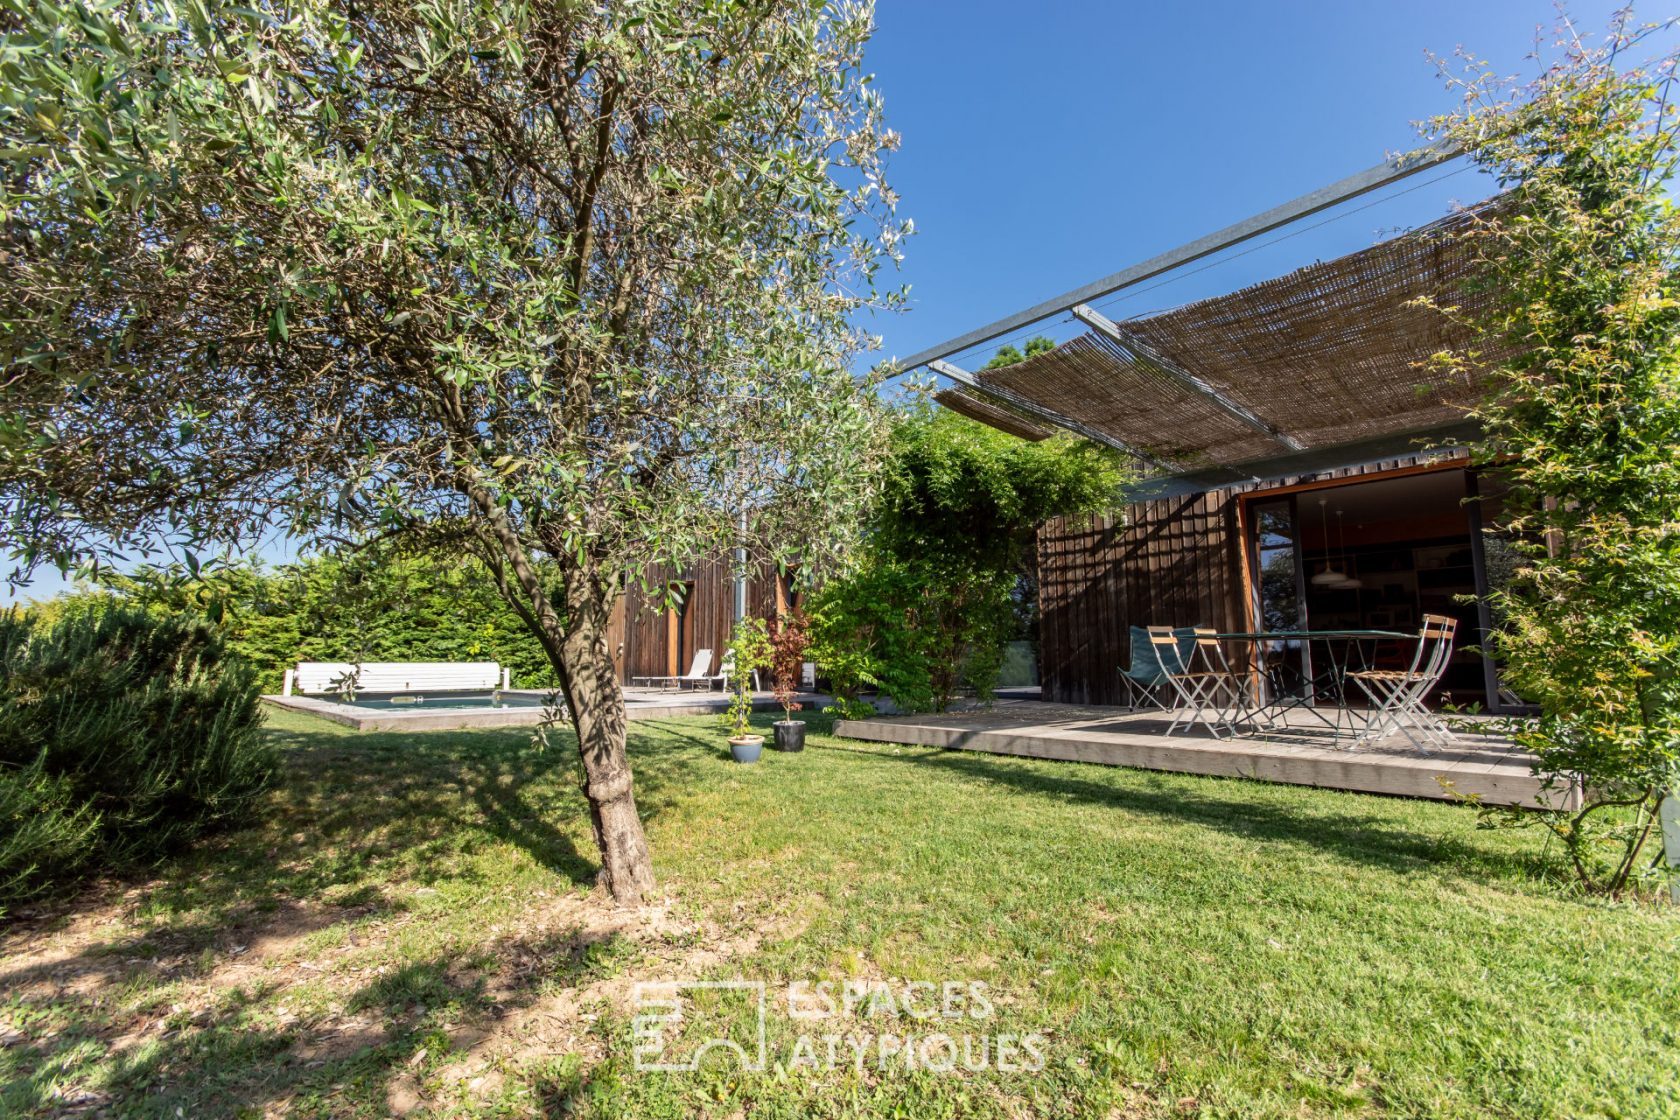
[872,741,1562,885]
[1,917,628,1118]
[0,710,713,1118]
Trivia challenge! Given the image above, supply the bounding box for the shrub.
[806,557,938,714]
[770,609,811,721]
[721,618,773,739]
[0,608,276,906]
[46,543,564,693]
[1429,17,1680,894]
[0,755,100,911]
[808,409,1128,713]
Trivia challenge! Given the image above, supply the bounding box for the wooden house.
[606,559,800,685]
[913,150,1523,712]
[1034,453,1511,709]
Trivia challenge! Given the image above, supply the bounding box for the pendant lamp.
[1331,508,1363,590]
[1310,498,1348,586]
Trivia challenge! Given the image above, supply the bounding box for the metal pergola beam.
[928,359,1173,472]
[897,139,1462,374]
[1070,304,1306,452]
[1117,418,1484,501]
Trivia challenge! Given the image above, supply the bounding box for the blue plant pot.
[729,735,764,764]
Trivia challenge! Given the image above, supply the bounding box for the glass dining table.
[1214,628,1413,739]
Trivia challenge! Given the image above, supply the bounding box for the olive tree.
[0,0,904,903]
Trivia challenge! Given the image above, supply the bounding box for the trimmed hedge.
[42,546,562,694]
[0,608,275,911]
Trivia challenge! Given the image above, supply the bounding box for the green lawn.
[2,707,1675,1119]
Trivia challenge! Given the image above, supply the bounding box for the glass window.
[1253,501,1302,631]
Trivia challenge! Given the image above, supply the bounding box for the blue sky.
[862,0,1653,373]
[8,1,1661,604]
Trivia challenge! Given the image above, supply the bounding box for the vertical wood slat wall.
[1036,454,1459,705]
[609,559,784,684]
[1038,491,1244,705]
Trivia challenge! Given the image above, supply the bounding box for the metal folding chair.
[1149,626,1250,739]
[1345,615,1458,752]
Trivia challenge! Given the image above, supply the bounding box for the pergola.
[910,142,1505,497]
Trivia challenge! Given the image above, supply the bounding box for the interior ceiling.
[1298,469,1469,535]
[940,200,1511,490]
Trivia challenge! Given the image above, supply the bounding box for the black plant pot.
[773,719,805,752]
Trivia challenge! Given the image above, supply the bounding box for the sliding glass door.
[1244,468,1514,714]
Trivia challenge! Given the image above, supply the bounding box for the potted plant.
[769,609,811,751]
[722,617,773,763]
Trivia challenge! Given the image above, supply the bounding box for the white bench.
[283,661,509,696]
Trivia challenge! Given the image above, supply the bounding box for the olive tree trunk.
[550,569,656,906]
[471,492,655,906]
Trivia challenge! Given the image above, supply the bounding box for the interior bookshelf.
[1302,535,1481,691]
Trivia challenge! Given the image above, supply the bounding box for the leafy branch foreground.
[1431,13,1680,893]
[0,0,905,904]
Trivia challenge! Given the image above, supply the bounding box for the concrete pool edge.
[262,689,831,732]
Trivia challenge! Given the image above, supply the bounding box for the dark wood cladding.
[1036,454,1465,705]
[610,557,784,684]
[1038,492,1243,705]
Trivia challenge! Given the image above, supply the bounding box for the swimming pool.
[334,690,555,711]
[263,686,800,732]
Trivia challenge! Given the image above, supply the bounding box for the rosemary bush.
[0,608,275,907]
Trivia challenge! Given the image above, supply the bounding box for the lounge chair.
[286,661,506,696]
[637,649,714,691]
[708,651,759,693]
[673,649,715,690]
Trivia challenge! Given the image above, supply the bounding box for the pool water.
[335,690,554,711]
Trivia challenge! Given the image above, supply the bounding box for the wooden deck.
[835,700,1575,810]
